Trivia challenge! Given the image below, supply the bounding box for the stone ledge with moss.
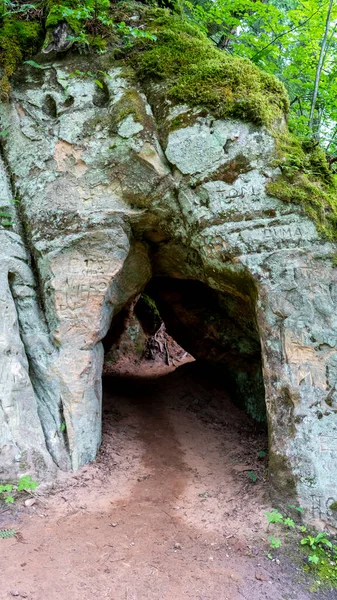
[1,2,337,529]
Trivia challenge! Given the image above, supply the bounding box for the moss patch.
[45,0,86,33]
[267,131,337,241]
[302,543,337,592]
[269,451,298,499]
[0,19,43,99]
[125,9,289,126]
[139,294,161,316]
[109,89,151,133]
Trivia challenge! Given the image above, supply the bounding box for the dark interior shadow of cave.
[101,275,268,464]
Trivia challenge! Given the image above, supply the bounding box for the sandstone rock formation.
[1,16,337,528]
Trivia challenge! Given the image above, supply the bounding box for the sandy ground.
[0,362,330,600]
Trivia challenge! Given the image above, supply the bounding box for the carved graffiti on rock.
[311,495,337,519]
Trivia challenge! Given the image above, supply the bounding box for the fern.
[0,529,16,539]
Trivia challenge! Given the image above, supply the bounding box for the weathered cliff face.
[1,47,337,527]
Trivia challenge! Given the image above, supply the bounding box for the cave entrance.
[101,276,268,504]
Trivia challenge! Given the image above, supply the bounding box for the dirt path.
[0,363,320,599]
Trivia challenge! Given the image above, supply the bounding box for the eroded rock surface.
[1,51,337,527]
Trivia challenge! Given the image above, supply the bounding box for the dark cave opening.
[102,275,267,425]
[100,275,268,493]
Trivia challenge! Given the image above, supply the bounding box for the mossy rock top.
[0,2,288,127]
[124,7,289,127]
[1,2,337,242]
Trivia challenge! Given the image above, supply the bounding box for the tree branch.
[308,0,335,132]
[251,3,329,61]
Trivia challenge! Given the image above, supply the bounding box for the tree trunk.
[308,0,335,133]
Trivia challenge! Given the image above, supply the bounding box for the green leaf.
[248,470,257,483]
[17,475,38,492]
[308,554,319,564]
[289,504,304,513]
[266,509,283,524]
[283,517,296,529]
[0,529,16,539]
[268,536,282,549]
[24,60,48,70]
[5,496,15,504]
[94,79,103,89]
[0,484,13,493]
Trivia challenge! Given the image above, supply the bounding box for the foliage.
[64,68,111,89]
[45,0,156,45]
[45,0,112,33]
[266,509,284,524]
[265,505,337,590]
[268,535,282,549]
[116,21,157,47]
[24,58,48,69]
[300,532,332,551]
[0,209,14,228]
[0,529,16,539]
[182,0,337,163]
[0,483,15,503]
[289,504,304,513]
[0,0,156,98]
[266,508,295,528]
[247,470,257,483]
[0,475,38,504]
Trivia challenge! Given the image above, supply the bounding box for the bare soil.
[0,361,327,600]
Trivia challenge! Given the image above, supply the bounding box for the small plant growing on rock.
[247,470,257,483]
[300,532,332,551]
[268,535,282,549]
[265,506,337,590]
[266,509,284,524]
[0,483,15,503]
[0,475,38,504]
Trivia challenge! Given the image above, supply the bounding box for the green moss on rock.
[45,0,84,32]
[267,131,337,241]
[109,89,150,132]
[139,294,161,318]
[269,451,298,499]
[127,10,289,126]
[0,19,43,99]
